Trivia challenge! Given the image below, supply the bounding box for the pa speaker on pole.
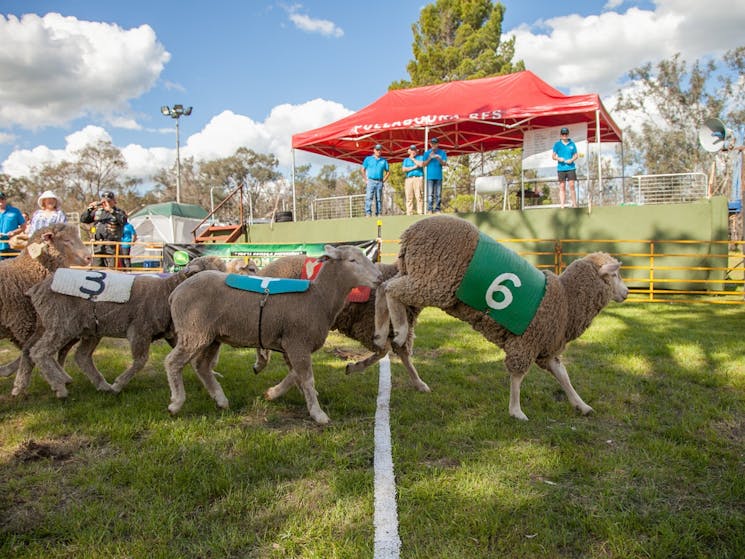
[698,117,735,152]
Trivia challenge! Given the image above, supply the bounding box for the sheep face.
[322,244,382,288]
[28,224,91,267]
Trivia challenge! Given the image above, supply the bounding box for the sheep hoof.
[413,380,431,393]
[264,388,279,401]
[10,387,26,398]
[510,410,529,421]
[97,382,115,393]
[578,404,594,416]
[167,403,182,415]
[110,382,124,394]
[372,334,386,350]
[215,398,229,409]
[252,365,262,375]
[54,386,69,399]
[311,411,330,425]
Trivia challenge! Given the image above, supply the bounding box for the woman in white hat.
[27,190,67,236]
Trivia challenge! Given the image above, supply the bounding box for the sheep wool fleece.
[455,232,546,335]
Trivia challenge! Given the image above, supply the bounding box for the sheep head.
[322,244,383,288]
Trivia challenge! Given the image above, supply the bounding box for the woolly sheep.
[24,256,250,398]
[0,223,91,393]
[254,255,429,392]
[374,215,629,421]
[164,244,383,424]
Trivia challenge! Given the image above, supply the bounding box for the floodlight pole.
[161,104,193,204]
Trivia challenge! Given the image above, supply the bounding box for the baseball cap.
[430,137,439,143]
[101,191,116,199]
[560,127,569,135]
[0,192,6,199]
[408,145,417,150]
[374,144,383,150]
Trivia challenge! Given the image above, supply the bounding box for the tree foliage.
[392,0,522,89]
[614,47,745,178]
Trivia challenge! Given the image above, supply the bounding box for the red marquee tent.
[292,70,623,164]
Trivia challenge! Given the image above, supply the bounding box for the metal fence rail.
[311,194,367,220]
[631,173,708,205]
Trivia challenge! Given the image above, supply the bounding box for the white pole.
[175,117,181,204]
[291,149,297,221]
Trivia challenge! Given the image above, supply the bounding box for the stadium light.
[161,104,193,203]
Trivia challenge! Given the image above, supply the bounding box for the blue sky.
[0,0,742,182]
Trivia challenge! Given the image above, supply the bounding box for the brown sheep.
[164,244,383,424]
[0,223,91,393]
[254,255,429,392]
[24,256,252,398]
[374,215,629,421]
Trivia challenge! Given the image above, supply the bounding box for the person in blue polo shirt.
[401,144,425,215]
[552,127,579,207]
[423,137,447,213]
[0,192,26,259]
[361,144,390,216]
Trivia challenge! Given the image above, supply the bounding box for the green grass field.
[1,304,744,558]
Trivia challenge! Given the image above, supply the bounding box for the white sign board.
[522,123,588,176]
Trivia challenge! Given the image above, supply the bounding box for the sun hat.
[560,127,569,135]
[37,190,59,209]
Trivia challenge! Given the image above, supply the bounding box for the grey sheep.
[374,215,629,421]
[164,244,383,424]
[0,223,91,395]
[25,256,248,398]
[254,255,429,392]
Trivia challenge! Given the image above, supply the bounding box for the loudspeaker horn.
[698,117,735,152]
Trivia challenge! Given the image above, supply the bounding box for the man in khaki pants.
[401,145,424,215]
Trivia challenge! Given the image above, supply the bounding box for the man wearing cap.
[552,127,579,208]
[81,191,128,268]
[423,137,447,213]
[401,145,425,215]
[0,192,26,259]
[361,144,390,216]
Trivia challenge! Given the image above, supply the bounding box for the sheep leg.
[541,357,594,416]
[192,342,229,410]
[285,351,329,425]
[373,284,392,349]
[0,356,20,377]
[393,346,431,393]
[164,342,201,414]
[344,345,431,392]
[378,277,423,348]
[109,335,151,393]
[21,329,72,398]
[73,336,114,392]
[265,353,300,400]
[253,348,271,374]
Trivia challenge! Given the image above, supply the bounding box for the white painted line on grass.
[373,354,401,559]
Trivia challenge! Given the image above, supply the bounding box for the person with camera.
[80,191,128,268]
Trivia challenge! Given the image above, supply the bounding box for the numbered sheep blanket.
[455,232,546,335]
[51,269,135,302]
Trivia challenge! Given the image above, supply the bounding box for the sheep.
[253,255,429,392]
[0,223,91,393]
[24,256,250,398]
[374,215,629,421]
[164,244,383,424]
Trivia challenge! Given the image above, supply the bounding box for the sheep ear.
[324,244,340,260]
[27,242,44,259]
[599,262,620,275]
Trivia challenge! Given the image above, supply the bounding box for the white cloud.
[2,99,353,180]
[0,13,169,129]
[508,0,745,97]
[284,4,344,38]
